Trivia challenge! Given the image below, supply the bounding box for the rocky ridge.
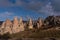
[0,16,43,35]
[0,16,60,35]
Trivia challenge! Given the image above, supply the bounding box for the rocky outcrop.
[0,19,12,35]
[28,18,33,29]
[37,17,44,29]
[12,17,19,33]
[19,17,25,31]
[0,16,60,35]
[1,22,5,29]
[45,16,60,26]
[0,22,5,35]
[0,17,45,35]
[4,19,12,34]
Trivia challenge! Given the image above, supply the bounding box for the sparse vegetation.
[7,28,60,39]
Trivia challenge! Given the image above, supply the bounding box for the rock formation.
[19,17,25,31]
[0,17,44,35]
[28,18,33,29]
[4,19,12,34]
[0,22,5,35]
[0,19,12,35]
[0,16,60,35]
[12,17,19,33]
[0,16,46,35]
[45,16,60,26]
[37,17,43,29]
[1,22,5,29]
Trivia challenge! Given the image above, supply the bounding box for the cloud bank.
[0,12,14,17]
[0,0,60,16]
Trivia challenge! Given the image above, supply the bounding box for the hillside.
[0,16,60,40]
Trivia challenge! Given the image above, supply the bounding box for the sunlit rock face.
[0,17,25,34]
[0,19,12,35]
[28,18,33,29]
[19,17,25,31]
[0,22,5,35]
[0,17,45,35]
[37,18,43,29]
[5,19,12,33]
[4,19,12,34]
[12,17,19,33]
[1,22,5,29]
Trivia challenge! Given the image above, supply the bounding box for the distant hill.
[44,16,60,27]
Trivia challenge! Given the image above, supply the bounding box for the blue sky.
[0,0,60,21]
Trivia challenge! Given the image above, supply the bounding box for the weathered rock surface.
[45,16,60,26]
[1,16,60,35]
[0,19,12,35]
[12,17,19,33]
[0,22,5,35]
[37,17,44,29]
[19,17,25,31]
[4,19,12,34]
[28,18,33,29]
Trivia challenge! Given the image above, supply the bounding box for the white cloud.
[0,12,14,18]
[0,0,59,16]
[0,12,15,21]
[38,2,60,16]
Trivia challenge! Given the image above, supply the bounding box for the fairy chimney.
[4,19,12,34]
[19,17,25,31]
[1,22,5,28]
[5,19,12,27]
[12,16,19,33]
[37,17,43,28]
[0,22,5,35]
[28,18,33,29]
